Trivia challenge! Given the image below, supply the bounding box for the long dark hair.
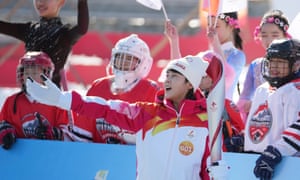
[219,12,243,50]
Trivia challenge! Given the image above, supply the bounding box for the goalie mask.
[107,34,153,93]
[17,51,54,90]
[262,39,300,88]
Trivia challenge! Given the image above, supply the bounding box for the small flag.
[288,12,300,40]
[136,0,169,20]
[136,0,162,10]
[201,0,220,16]
[220,0,247,14]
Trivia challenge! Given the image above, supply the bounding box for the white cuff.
[58,91,72,110]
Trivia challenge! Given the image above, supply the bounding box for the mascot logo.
[249,102,272,143]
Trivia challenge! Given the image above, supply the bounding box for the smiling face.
[264,58,290,78]
[259,23,286,49]
[209,16,233,44]
[164,70,193,106]
[33,0,64,18]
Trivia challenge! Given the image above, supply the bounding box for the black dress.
[0,0,89,88]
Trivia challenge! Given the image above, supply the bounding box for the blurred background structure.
[1,0,272,36]
[0,0,296,89]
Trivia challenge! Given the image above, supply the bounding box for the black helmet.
[262,39,300,88]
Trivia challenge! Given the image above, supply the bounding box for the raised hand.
[164,20,181,59]
[26,74,69,109]
[164,20,179,42]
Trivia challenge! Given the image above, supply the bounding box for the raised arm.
[0,20,28,41]
[76,0,89,35]
[164,20,181,59]
[25,75,145,132]
[206,26,235,92]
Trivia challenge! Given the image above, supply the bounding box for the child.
[243,39,300,179]
[237,9,290,122]
[207,12,246,102]
[0,51,69,150]
[165,19,245,152]
[0,0,89,89]
[199,52,245,153]
[72,34,160,144]
[26,55,229,180]
[203,13,246,153]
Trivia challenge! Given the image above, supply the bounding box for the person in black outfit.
[0,0,89,89]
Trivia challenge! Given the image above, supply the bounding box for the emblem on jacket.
[22,113,49,138]
[179,141,194,156]
[249,103,272,143]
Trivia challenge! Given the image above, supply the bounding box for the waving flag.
[220,0,247,13]
[199,0,249,40]
[201,0,220,16]
[136,0,162,10]
[288,12,300,40]
[200,0,247,15]
[136,0,169,20]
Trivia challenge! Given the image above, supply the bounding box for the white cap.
[159,55,209,92]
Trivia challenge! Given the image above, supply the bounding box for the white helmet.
[108,34,153,93]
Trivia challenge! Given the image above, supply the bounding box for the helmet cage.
[108,34,153,92]
[261,39,300,88]
[261,57,294,88]
[113,53,141,72]
[17,51,54,88]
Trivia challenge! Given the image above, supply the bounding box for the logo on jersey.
[249,103,272,143]
[21,113,49,138]
[187,129,195,138]
[179,141,194,156]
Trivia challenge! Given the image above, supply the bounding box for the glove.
[35,113,63,140]
[207,160,230,180]
[26,75,69,109]
[97,119,126,144]
[224,134,244,152]
[35,125,63,140]
[254,145,282,180]
[0,121,16,150]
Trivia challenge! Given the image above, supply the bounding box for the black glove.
[224,134,244,152]
[35,113,63,140]
[106,137,122,144]
[0,121,16,150]
[254,145,282,180]
[35,125,63,140]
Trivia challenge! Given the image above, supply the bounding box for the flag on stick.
[200,0,247,16]
[199,0,249,40]
[219,0,247,14]
[201,0,220,16]
[136,0,169,20]
[288,12,300,40]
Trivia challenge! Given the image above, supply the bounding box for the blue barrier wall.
[0,139,299,180]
